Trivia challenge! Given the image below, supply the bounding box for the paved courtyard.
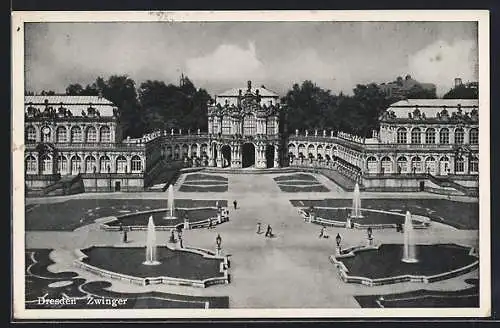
[24,171,480,308]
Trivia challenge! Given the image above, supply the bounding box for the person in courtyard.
[208,218,214,229]
[256,222,262,234]
[169,229,176,243]
[122,226,129,243]
[265,225,274,238]
[233,200,238,209]
[319,226,328,238]
[119,222,123,232]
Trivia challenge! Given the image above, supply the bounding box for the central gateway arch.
[206,81,282,169]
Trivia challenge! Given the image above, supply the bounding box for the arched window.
[243,114,256,136]
[86,126,97,143]
[439,156,450,175]
[454,128,464,144]
[70,155,81,175]
[25,155,37,174]
[425,156,436,174]
[57,155,68,174]
[411,156,422,173]
[288,144,296,155]
[411,128,421,144]
[41,126,51,143]
[317,145,324,156]
[397,156,408,173]
[469,128,479,145]
[222,116,231,135]
[455,156,465,173]
[174,145,180,160]
[425,128,436,144]
[116,156,127,173]
[191,144,198,157]
[99,156,110,173]
[71,126,83,143]
[307,144,315,158]
[470,156,479,173]
[40,154,52,175]
[85,156,96,173]
[397,128,407,144]
[26,126,37,143]
[366,156,377,173]
[100,126,111,143]
[439,128,449,144]
[131,155,142,172]
[381,156,392,174]
[56,126,67,143]
[182,144,189,157]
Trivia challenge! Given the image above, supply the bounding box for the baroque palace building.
[23,81,480,196]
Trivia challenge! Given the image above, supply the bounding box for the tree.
[40,90,56,96]
[406,85,437,99]
[443,84,478,99]
[65,83,85,96]
[281,81,338,133]
[138,76,211,133]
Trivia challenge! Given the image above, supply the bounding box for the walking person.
[265,225,273,238]
[233,200,238,209]
[122,226,129,243]
[256,222,262,234]
[319,226,326,238]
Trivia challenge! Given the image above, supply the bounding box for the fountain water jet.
[402,211,418,263]
[350,183,363,219]
[143,216,160,265]
[163,185,177,220]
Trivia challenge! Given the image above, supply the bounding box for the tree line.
[26,75,477,139]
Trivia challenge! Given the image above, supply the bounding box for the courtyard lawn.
[26,249,229,309]
[25,199,227,231]
[275,180,326,186]
[278,185,330,192]
[81,246,224,280]
[354,279,479,308]
[178,185,228,192]
[290,198,479,230]
[181,180,228,186]
[184,174,228,182]
[273,173,317,182]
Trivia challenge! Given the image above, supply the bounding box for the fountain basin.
[100,207,227,231]
[74,245,229,288]
[330,243,478,286]
[300,207,430,229]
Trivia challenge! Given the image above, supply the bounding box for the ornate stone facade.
[207,81,281,168]
[24,90,479,195]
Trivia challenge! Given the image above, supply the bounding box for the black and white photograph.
[11,10,490,319]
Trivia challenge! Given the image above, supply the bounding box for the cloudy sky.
[25,21,478,97]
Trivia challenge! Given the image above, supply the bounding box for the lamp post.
[335,233,342,256]
[216,234,222,256]
[367,227,373,246]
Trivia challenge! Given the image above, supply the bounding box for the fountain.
[163,185,177,220]
[351,183,363,219]
[143,216,160,266]
[402,211,418,263]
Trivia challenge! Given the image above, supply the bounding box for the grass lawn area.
[274,173,317,182]
[178,185,228,192]
[276,180,324,186]
[278,185,330,192]
[181,180,228,186]
[82,246,224,280]
[26,199,227,231]
[290,198,479,230]
[338,244,477,279]
[184,174,228,182]
[26,249,229,309]
[355,279,478,308]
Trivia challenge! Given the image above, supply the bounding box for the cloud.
[408,39,478,96]
[186,42,266,86]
